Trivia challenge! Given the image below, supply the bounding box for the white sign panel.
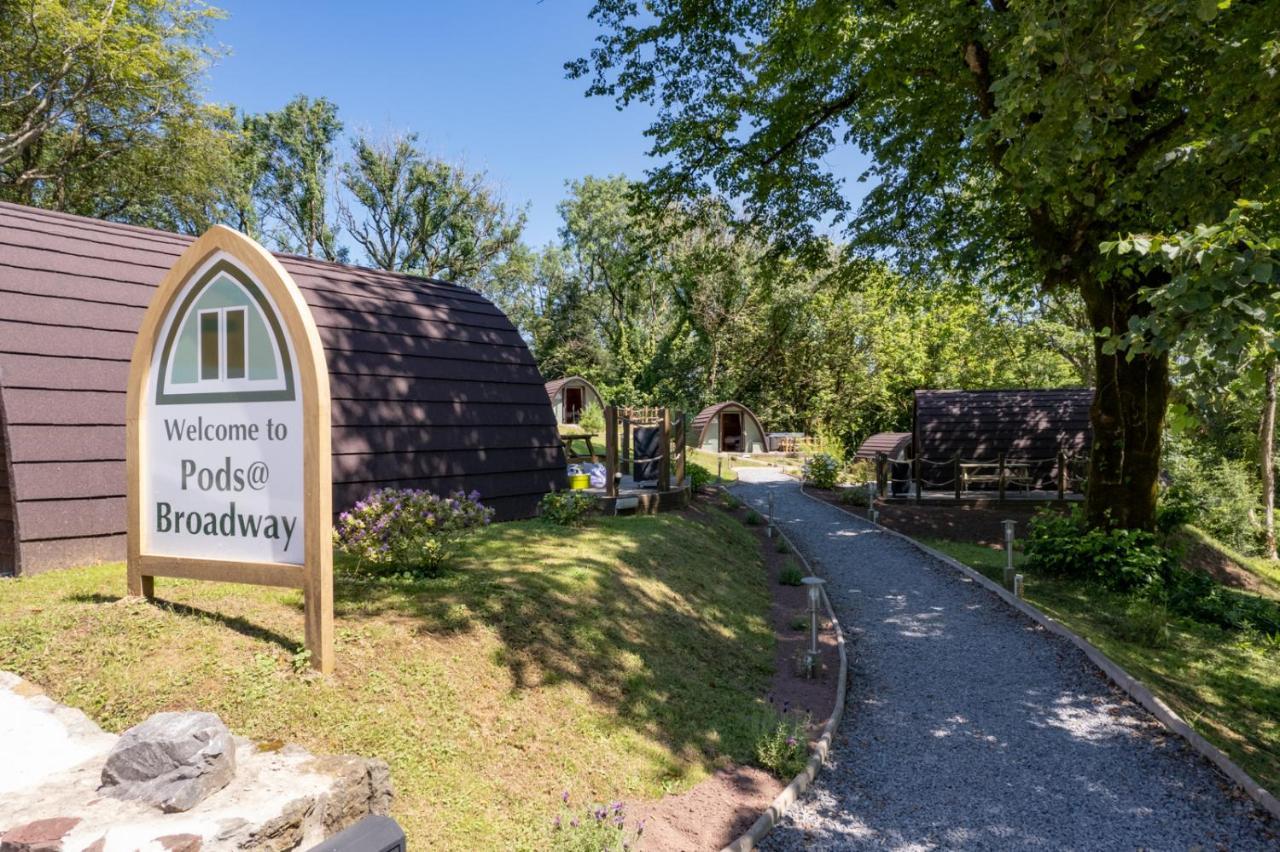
[141,251,304,564]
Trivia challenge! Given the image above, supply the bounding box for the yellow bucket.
[568,473,590,490]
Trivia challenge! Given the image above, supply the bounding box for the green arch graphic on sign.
[155,259,297,405]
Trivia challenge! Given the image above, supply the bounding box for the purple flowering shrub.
[752,701,810,779]
[549,790,643,851]
[334,488,494,576]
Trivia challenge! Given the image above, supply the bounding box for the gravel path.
[731,471,1276,851]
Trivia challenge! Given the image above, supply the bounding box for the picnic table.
[561,432,599,463]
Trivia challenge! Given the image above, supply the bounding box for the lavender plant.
[334,488,493,577]
[549,791,644,851]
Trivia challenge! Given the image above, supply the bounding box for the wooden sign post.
[126,226,334,674]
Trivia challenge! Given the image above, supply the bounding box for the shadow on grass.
[68,592,299,653]
[324,505,774,771]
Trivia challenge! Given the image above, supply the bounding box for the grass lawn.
[687,448,803,482]
[0,507,773,850]
[1179,524,1280,599]
[922,537,1280,799]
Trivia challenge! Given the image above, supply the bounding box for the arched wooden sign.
[127,226,333,673]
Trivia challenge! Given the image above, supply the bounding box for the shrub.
[745,510,763,526]
[577,402,606,436]
[803,453,841,490]
[334,488,493,577]
[540,491,596,526]
[839,487,870,507]
[722,493,743,510]
[779,561,804,586]
[1160,441,1263,553]
[686,461,713,490]
[775,538,789,554]
[549,792,642,851]
[752,706,809,779]
[1163,569,1280,636]
[1024,508,1173,593]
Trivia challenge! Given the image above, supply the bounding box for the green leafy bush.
[839,487,870,507]
[1107,599,1171,648]
[745,509,763,526]
[779,562,804,586]
[775,538,789,554]
[722,493,743,510]
[334,488,493,577]
[803,453,841,489]
[1024,508,1173,593]
[539,491,596,526]
[686,461,713,490]
[577,402,606,436]
[1163,569,1280,636]
[1160,441,1263,553]
[752,706,809,779]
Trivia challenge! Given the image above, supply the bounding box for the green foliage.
[744,510,763,526]
[539,491,597,527]
[751,706,809,779]
[722,493,742,511]
[1106,600,1171,649]
[839,488,870,508]
[1163,570,1280,637]
[549,796,642,852]
[249,94,344,260]
[803,453,841,490]
[1025,509,1174,593]
[1160,439,1263,553]
[778,562,804,586]
[577,402,605,436]
[685,461,713,490]
[775,538,789,554]
[0,0,230,220]
[334,488,494,577]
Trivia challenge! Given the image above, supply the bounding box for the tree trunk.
[1261,359,1278,560]
[1080,275,1170,531]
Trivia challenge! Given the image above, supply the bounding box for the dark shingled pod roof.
[0,201,565,576]
[854,432,913,460]
[689,401,766,448]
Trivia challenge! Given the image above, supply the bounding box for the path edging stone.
[798,483,1280,823]
[719,488,849,852]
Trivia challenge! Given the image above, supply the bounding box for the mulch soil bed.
[633,493,840,851]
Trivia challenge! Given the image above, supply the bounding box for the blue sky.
[204,1,870,254]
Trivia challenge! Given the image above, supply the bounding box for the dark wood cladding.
[912,389,1093,488]
[0,201,565,575]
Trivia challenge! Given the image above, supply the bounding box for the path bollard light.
[1002,519,1016,587]
[869,508,880,525]
[802,575,827,671]
[767,491,776,538]
[866,479,876,509]
[1014,573,1024,598]
[717,456,724,484]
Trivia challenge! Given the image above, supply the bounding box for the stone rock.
[100,712,235,813]
[0,817,81,852]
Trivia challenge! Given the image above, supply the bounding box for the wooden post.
[659,407,671,490]
[998,453,1007,502]
[675,412,686,485]
[914,456,922,503]
[1057,451,1067,501]
[875,452,887,497]
[953,453,961,501]
[621,408,632,478]
[605,404,618,498]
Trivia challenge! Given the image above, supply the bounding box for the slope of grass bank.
[922,538,1280,800]
[0,507,772,850]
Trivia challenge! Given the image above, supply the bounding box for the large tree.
[252,95,343,260]
[571,0,1280,529]
[0,0,225,215]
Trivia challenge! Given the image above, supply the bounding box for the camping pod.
[544,376,604,425]
[689,402,766,454]
[0,202,565,576]
[912,388,1093,490]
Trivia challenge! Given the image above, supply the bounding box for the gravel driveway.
[731,472,1276,851]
